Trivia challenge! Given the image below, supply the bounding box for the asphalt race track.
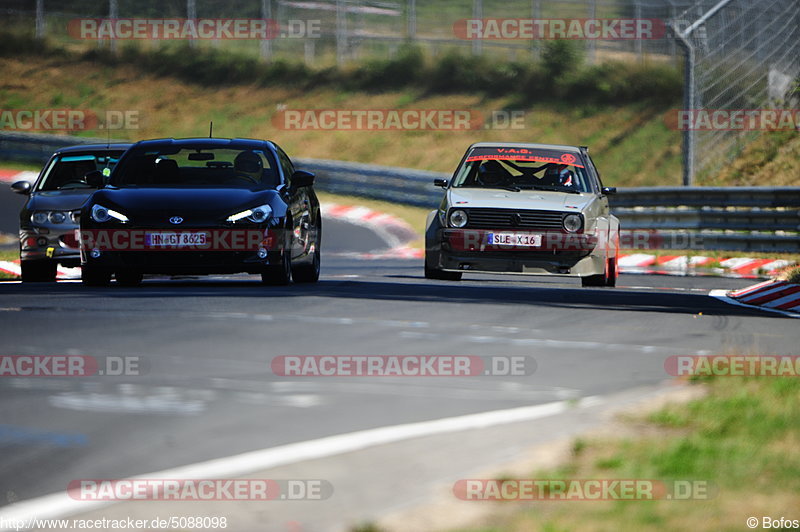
[0,213,796,531]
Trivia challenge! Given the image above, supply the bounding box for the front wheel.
[262,250,291,285]
[605,256,618,287]
[582,256,616,288]
[21,260,56,282]
[81,264,111,286]
[292,246,320,283]
[292,215,321,283]
[424,261,462,281]
[116,270,143,287]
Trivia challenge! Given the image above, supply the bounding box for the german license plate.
[145,232,207,247]
[487,232,542,247]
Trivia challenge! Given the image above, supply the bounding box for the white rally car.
[425,142,620,287]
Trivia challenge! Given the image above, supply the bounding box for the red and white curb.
[320,202,421,259]
[618,254,795,278]
[0,259,80,280]
[710,280,800,318]
[0,169,38,184]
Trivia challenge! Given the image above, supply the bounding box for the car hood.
[28,189,98,212]
[87,187,285,224]
[447,187,593,212]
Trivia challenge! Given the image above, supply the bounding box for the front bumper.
[20,226,81,267]
[431,228,604,277]
[79,225,285,275]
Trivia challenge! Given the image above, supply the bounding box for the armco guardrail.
[610,188,800,253]
[1,132,798,252]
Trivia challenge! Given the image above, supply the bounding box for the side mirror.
[434,178,449,188]
[601,186,617,195]
[291,170,315,188]
[10,180,31,195]
[84,170,104,188]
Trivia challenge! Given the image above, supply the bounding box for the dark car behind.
[12,144,131,282]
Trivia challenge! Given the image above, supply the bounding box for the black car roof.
[132,138,274,150]
[55,143,133,154]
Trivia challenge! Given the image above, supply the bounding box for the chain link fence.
[2,0,686,65]
[672,0,800,184]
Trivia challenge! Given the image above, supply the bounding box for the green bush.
[349,43,425,90]
[0,31,681,104]
[541,40,583,81]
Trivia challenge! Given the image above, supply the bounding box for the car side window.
[276,147,295,187]
[584,156,603,193]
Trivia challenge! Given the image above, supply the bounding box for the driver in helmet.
[233,151,264,182]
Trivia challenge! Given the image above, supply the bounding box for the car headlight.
[91,204,129,223]
[563,213,583,233]
[449,209,468,228]
[48,211,67,224]
[30,211,71,225]
[227,204,273,224]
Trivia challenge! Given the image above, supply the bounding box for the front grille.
[463,208,565,230]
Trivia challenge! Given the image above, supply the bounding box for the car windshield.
[36,152,124,191]
[112,146,279,188]
[452,147,591,193]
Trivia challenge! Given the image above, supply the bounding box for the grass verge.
[0,160,41,172]
[450,375,800,532]
[0,249,19,279]
[0,47,682,187]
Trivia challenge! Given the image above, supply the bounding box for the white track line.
[0,397,601,529]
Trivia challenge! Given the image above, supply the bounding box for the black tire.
[424,262,462,281]
[81,264,111,286]
[292,247,320,283]
[605,256,618,287]
[581,257,610,287]
[581,272,606,287]
[262,249,292,285]
[292,215,321,283]
[115,270,143,287]
[20,260,57,282]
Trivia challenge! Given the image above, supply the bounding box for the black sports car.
[79,138,321,286]
[13,143,131,282]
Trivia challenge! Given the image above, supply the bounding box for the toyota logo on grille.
[169,216,184,225]
[510,213,522,227]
